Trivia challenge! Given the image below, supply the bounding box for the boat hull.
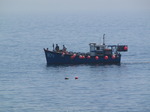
[44,49,121,65]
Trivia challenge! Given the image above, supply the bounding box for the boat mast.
[103,34,105,45]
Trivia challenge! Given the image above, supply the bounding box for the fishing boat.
[44,35,128,65]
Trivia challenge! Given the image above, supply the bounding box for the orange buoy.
[104,56,108,60]
[95,56,99,60]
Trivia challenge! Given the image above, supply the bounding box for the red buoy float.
[95,56,99,60]
[104,56,108,60]
[112,55,116,59]
[79,55,83,59]
[71,55,75,59]
[62,52,65,57]
[82,56,85,59]
[87,55,91,59]
[124,46,128,51]
[75,76,78,79]
[73,54,76,57]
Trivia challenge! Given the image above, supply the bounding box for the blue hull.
[44,49,121,65]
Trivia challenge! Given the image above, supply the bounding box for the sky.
[0,0,150,14]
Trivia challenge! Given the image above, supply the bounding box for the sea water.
[0,13,150,112]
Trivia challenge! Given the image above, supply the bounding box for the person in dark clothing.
[53,43,55,51]
[55,44,59,52]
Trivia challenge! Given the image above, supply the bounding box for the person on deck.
[55,44,59,52]
[63,45,67,52]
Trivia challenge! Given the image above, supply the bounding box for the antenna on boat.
[103,34,105,45]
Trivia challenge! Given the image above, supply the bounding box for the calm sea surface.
[0,13,150,112]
